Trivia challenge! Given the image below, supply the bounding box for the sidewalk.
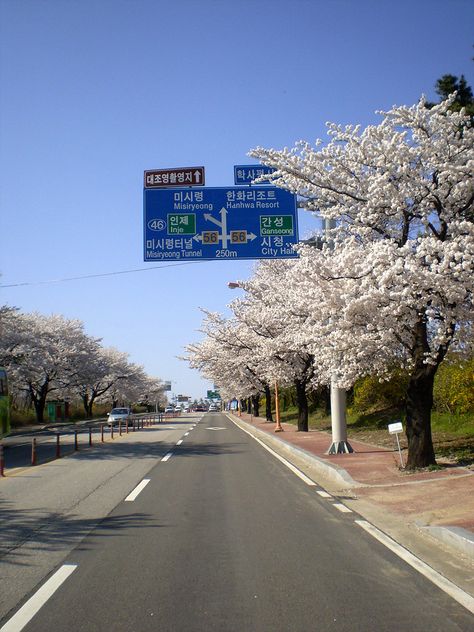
[231,413,474,562]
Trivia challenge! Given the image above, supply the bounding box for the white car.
[164,406,174,414]
[107,407,132,425]
[208,404,219,412]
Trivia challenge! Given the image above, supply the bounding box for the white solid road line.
[0,564,77,632]
[124,479,150,502]
[355,520,474,614]
[230,416,316,486]
[161,452,173,462]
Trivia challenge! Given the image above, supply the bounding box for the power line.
[0,261,207,289]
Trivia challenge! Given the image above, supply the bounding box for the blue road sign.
[234,164,276,185]
[143,186,298,262]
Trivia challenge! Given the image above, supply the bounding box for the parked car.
[107,407,132,425]
[208,404,219,412]
[164,405,174,414]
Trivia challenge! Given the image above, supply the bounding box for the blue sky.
[1,0,473,401]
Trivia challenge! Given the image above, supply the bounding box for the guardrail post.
[31,437,37,465]
[126,419,129,434]
[0,443,5,476]
[119,420,122,436]
[56,433,61,458]
[74,431,78,451]
[132,420,135,432]
[89,427,93,446]
[101,423,104,442]
[111,423,114,440]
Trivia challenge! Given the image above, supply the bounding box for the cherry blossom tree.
[71,346,133,417]
[250,96,474,468]
[186,310,270,405]
[0,310,98,422]
[1,306,167,421]
[229,261,316,431]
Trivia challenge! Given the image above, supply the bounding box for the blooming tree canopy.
[249,96,474,467]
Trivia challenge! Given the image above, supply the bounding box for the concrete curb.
[420,525,474,561]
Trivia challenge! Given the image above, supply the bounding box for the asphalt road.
[1,412,473,631]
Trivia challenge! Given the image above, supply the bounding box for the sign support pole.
[325,217,353,455]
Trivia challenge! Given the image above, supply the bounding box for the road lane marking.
[176,439,183,445]
[0,564,77,632]
[234,420,316,486]
[161,452,173,462]
[355,520,474,614]
[333,503,352,513]
[124,479,150,502]
[317,490,332,498]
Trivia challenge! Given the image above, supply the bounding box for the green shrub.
[352,370,409,413]
[433,358,474,414]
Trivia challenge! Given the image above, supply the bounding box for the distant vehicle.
[164,405,174,414]
[208,404,219,412]
[194,405,206,412]
[183,406,190,413]
[107,407,132,425]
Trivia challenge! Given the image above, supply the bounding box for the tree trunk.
[322,385,331,416]
[30,382,49,423]
[405,366,437,468]
[404,316,448,469]
[251,394,260,417]
[264,384,273,422]
[81,394,89,418]
[295,378,309,432]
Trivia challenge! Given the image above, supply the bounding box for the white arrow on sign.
[203,208,228,249]
[194,170,202,183]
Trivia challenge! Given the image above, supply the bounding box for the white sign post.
[388,421,404,468]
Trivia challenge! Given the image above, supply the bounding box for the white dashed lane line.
[0,564,77,632]
[316,490,332,498]
[161,452,173,462]
[124,479,150,502]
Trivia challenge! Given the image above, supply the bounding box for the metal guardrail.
[0,412,173,476]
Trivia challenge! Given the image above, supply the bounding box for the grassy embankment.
[277,405,474,466]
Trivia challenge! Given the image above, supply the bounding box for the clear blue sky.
[1,0,473,401]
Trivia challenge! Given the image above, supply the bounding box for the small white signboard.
[388,421,404,468]
[388,421,403,434]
